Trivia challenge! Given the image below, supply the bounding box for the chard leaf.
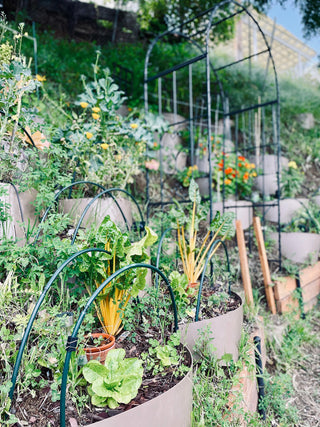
[188,179,201,204]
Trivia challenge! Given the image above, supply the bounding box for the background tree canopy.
[138,0,235,42]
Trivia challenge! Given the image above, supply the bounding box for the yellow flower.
[115,154,122,161]
[92,107,101,113]
[80,102,89,109]
[224,178,232,185]
[288,161,298,169]
[130,123,138,129]
[92,113,100,120]
[85,132,93,139]
[36,74,46,82]
[250,163,256,169]
[251,171,257,177]
[193,165,198,170]
[101,143,109,150]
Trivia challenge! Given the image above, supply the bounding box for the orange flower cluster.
[216,152,257,197]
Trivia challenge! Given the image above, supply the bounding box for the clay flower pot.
[179,292,243,362]
[83,333,115,364]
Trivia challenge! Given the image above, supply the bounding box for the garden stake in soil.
[236,219,254,306]
[253,216,276,314]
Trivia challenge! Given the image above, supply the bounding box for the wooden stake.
[236,220,254,306]
[253,217,277,314]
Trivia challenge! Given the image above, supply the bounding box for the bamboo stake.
[253,217,277,314]
[236,220,254,306]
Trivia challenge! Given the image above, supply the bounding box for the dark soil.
[11,326,191,427]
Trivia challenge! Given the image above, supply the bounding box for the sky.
[266,0,320,56]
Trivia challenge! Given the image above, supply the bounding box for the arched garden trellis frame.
[144,0,282,267]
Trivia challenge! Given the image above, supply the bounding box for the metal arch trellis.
[144,0,282,267]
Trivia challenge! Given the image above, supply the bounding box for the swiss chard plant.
[169,179,235,286]
[77,215,158,336]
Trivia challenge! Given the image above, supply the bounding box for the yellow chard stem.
[194,230,211,267]
[193,221,226,281]
[177,223,188,277]
[181,225,190,279]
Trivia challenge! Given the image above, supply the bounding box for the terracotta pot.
[270,231,320,264]
[84,349,193,427]
[83,333,116,364]
[264,198,308,224]
[179,292,243,362]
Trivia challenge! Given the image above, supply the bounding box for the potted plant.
[168,179,243,361]
[264,160,306,224]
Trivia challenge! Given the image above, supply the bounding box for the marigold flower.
[36,74,46,82]
[92,107,101,113]
[85,132,93,139]
[80,102,89,109]
[250,163,256,169]
[193,165,198,170]
[251,171,257,177]
[238,162,243,168]
[288,160,298,169]
[153,142,158,148]
[92,113,100,120]
[224,178,232,185]
[199,143,203,147]
[243,172,249,180]
[245,162,250,169]
[238,155,246,161]
[101,143,109,149]
[225,167,233,175]
[130,123,138,129]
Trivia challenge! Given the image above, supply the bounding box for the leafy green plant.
[77,215,158,336]
[280,160,304,198]
[83,348,143,409]
[216,152,257,200]
[283,200,320,233]
[177,164,202,187]
[170,179,235,285]
[43,52,162,191]
[141,332,188,376]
